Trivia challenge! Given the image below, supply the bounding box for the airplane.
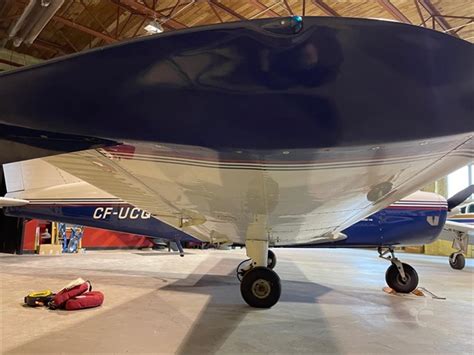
[1,160,472,301]
[0,16,473,308]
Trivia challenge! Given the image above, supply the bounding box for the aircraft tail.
[0,159,196,243]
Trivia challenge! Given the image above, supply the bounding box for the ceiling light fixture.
[144,20,164,34]
[143,0,195,35]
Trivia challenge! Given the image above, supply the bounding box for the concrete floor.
[0,248,472,354]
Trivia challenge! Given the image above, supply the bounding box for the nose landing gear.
[449,231,467,270]
[449,253,465,270]
[378,247,419,293]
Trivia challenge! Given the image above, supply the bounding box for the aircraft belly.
[44,133,472,245]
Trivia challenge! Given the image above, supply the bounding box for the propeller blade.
[447,185,474,211]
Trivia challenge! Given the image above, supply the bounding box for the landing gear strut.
[378,247,418,293]
[449,232,467,270]
[237,241,281,308]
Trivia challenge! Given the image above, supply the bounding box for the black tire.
[449,253,465,270]
[240,267,281,308]
[385,263,418,293]
[267,249,276,269]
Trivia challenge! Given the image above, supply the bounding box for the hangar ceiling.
[0,0,473,69]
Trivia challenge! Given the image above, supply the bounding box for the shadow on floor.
[6,258,340,354]
[164,258,339,354]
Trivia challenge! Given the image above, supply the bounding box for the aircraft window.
[468,204,474,213]
[460,206,466,213]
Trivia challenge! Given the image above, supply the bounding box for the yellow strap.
[28,290,53,297]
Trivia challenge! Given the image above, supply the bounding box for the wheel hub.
[251,279,271,299]
[397,274,410,285]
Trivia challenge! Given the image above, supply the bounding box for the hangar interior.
[1,0,473,67]
[0,0,473,354]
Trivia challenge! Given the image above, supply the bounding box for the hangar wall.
[21,219,154,253]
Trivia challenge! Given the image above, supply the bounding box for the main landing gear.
[449,232,467,270]
[237,241,280,308]
[378,247,419,293]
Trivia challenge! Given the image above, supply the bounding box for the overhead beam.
[33,38,71,54]
[88,6,132,49]
[117,12,135,37]
[452,19,474,35]
[418,0,459,37]
[116,0,187,29]
[0,58,22,67]
[157,2,192,14]
[209,0,246,20]
[283,0,294,15]
[0,47,43,67]
[167,0,182,18]
[208,2,223,23]
[53,16,118,43]
[376,0,411,24]
[111,1,175,31]
[0,28,62,56]
[79,0,114,37]
[311,0,339,17]
[132,16,148,37]
[12,0,117,45]
[249,0,280,18]
[57,31,79,52]
[414,0,427,27]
